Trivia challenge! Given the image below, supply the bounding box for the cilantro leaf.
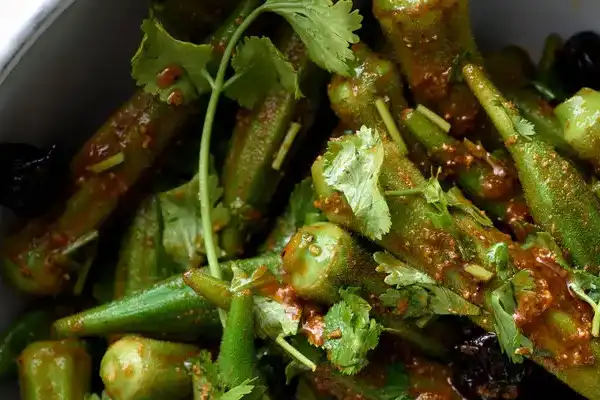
[511,115,536,140]
[446,187,494,227]
[131,19,213,103]
[158,174,230,266]
[225,36,301,108]
[264,0,362,76]
[379,287,429,318]
[487,242,513,281]
[374,252,436,286]
[253,295,301,339]
[522,230,569,269]
[489,270,534,363]
[322,288,382,374]
[375,252,480,318]
[187,350,260,400]
[322,126,391,240]
[569,270,600,337]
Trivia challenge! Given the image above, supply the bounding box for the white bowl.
[0,0,597,397]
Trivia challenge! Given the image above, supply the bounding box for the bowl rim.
[0,0,75,86]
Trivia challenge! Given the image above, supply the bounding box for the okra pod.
[1,0,262,296]
[113,196,178,299]
[220,26,324,256]
[327,43,432,173]
[401,107,531,231]
[283,222,451,357]
[217,290,257,388]
[101,336,199,400]
[372,0,482,134]
[463,64,600,270]
[53,254,282,339]
[311,131,600,399]
[555,88,600,170]
[18,339,91,400]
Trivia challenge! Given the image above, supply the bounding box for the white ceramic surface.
[0,0,597,397]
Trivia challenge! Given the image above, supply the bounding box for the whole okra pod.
[220,25,325,257]
[1,0,260,296]
[372,0,483,135]
[101,336,200,400]
[19,339,91,400]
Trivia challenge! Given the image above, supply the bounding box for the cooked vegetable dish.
[2,0,600,399]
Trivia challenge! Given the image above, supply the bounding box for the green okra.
[217,290,257,388]
[372,0,483,134]
[327,43,432,172]
[0,309,56,380]
[19,339,92,400]
[220,25,324,257]
[1,90,192,296]
[463,64,600,270]
[401,107,531,231]
[555,88,600,170]
[283,222,451,357]
[311,124,600,399]
[53,254,281,339]
[1,0,262,296]
[507,88,575,157]
[114,196,179,299]
[100,336,199,400]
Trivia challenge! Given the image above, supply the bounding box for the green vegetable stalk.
[463,64,600,270]
[113,196,179,299]
[372,0,482,134]
[52,254,281,339]
[217,288,258,388]
[100,336,199,400]
[507,88,575,157]
[283,222,454,357]
[327,43,431,172]
[401,107,531,232]
[0,0,264,296]
[18,339,92,400]
[220,26,324,257]
[0,309,58,380]
[1,91,191,295]
[311,126,600,398]
[555,88,600,170]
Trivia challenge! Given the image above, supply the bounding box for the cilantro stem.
[272,122,302,171]
[59,230,99,257]
[275,335,317,371]
[568,283,600,337]
[374,98,407,156]
[415,104,451,133]
[198,6,265,328]
[201,68,216,90]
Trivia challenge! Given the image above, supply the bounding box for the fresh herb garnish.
[375,252,480,318]
[322,126,392,240]
[489,270,534,363]
[322,288,382,375]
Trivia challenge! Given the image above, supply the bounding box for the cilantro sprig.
[375,252,480,318]
[131,0,362,329]
[489,270,534,363]
[322,126,392,240]
[321,288,382,375]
